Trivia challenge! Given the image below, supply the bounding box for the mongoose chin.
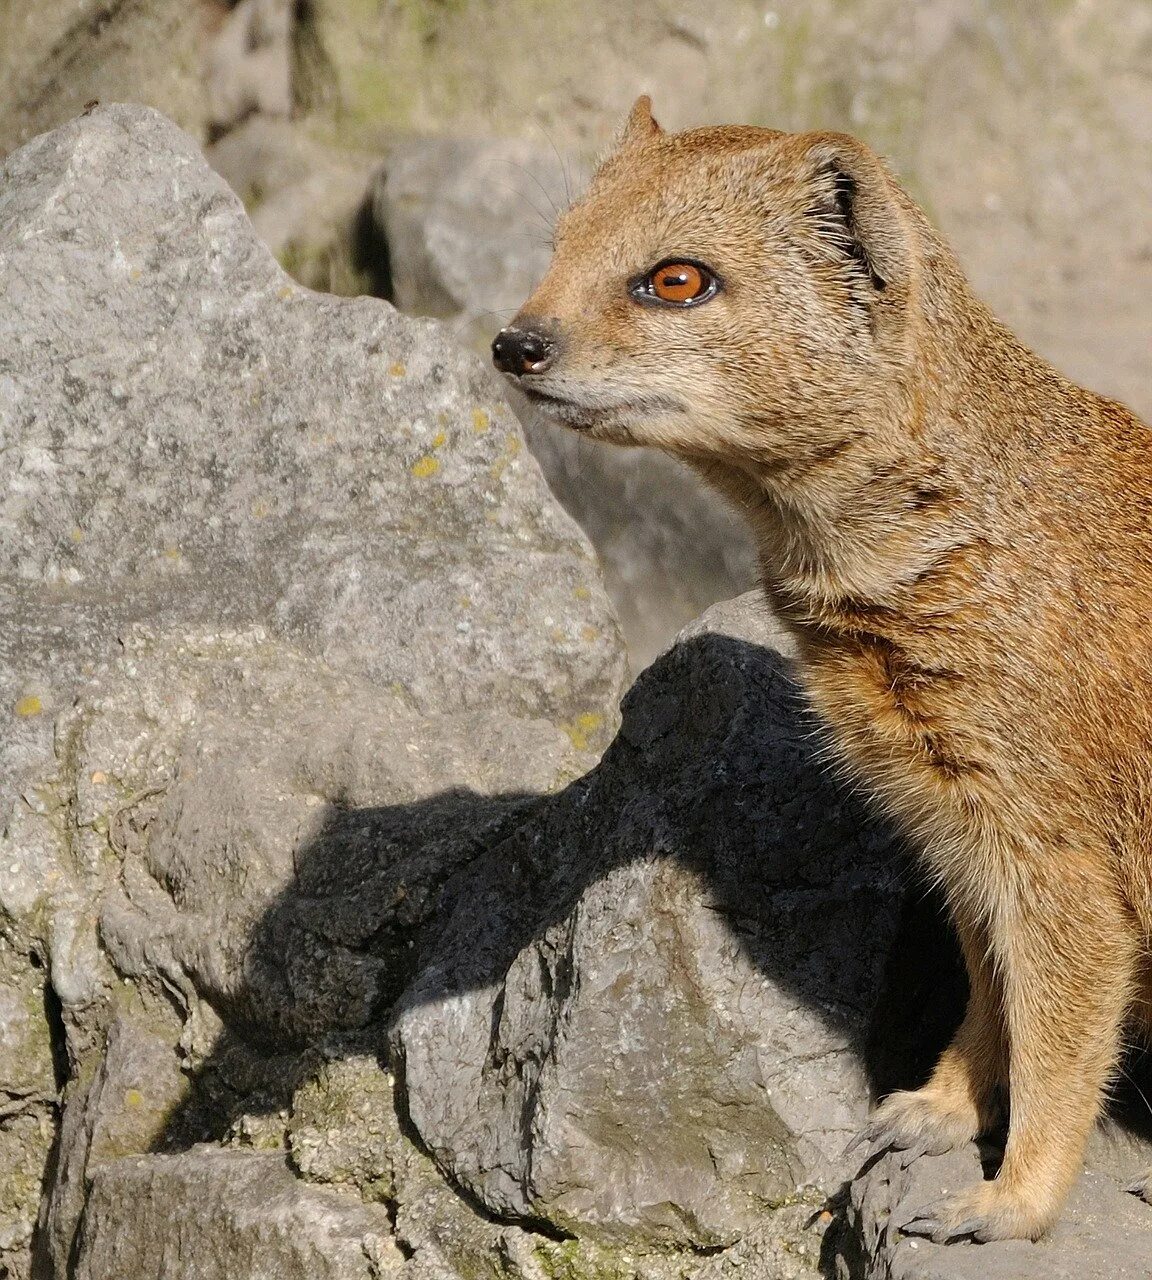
[493,95,1152,1244]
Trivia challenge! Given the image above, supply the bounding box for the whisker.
[534,121,576,209]
[485,172,559,235]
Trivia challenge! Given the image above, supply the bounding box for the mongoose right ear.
[801,136,909,301]
[617,95,664,149]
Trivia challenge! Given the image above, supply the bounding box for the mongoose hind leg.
[902,863,1139,1243]
[853,914,1005,1166]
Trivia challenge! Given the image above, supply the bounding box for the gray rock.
[839,1138,1152,1279]
[374,138,583,345]
[0,942,56,1276]
[0,104,625,1280]
[73,1148,400,1280]
[392,592,906,1251]
[374,137,758,668]
[0,108,622,733]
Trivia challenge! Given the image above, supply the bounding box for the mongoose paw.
[900,1183,1051,1243]
[1125,1169,1152,1204]
[847,1088,977,1170]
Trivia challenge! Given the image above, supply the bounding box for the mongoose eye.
[631,259,720,308]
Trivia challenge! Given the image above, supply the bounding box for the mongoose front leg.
[854,913,1005,1165]
[902,865,1139,1243]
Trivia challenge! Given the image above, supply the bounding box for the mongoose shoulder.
[493,95,1152,1244]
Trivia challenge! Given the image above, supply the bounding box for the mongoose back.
[492,97,1152,1244]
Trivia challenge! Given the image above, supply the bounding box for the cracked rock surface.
[0,103,621,1280]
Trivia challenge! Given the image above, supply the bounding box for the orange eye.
[631,259,720,307]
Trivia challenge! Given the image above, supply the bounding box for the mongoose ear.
[802,138,908,296]
[617,95,664,149]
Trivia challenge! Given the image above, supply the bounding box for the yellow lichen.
[472,407,490,433]
[389,361,407,377]
[411,456,440,478]
[562,711,605,752]
[14,696,42,718]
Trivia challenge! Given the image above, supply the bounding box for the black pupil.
[662,270,689,288]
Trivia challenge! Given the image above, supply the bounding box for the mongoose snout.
[495,94,1152,1245]
[491,324,556,377]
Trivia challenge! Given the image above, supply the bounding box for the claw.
[863,1134,895,1165]
[842,1129,868,1159]
[895,1139,930,1168]
[901,1202,988,1245]
[937,1217,986,1244]
[855,1128,931,1170]
[900,1214,943,1239]
[1125,1177,1151,1201]
[844,1123,898,1167]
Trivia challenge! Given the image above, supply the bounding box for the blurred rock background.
[5,0,1149,666]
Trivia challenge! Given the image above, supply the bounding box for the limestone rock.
[0,104,624,1280]
[839,1140,1152,1280]
[73,1148,401,1280]
[392,593,906,1250]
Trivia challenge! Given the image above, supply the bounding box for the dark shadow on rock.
[155,787,539,1147]
[157,632,944,1152]
[149,628,1152,1255]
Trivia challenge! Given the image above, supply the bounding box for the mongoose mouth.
[517,382,684,434]
[516,385,595,431]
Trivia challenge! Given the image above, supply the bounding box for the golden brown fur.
[494,97,1152,1243]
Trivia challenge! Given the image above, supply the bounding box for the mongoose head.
[493,97,921,471]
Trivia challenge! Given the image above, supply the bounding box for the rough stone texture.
[0,104,622,746]
[73,1148,400,1280]
[374,138,759,668]
[0,942,56,1269]
[0,105,623,1280]
[393,594,905,1250]
[839,1134,1152,1280]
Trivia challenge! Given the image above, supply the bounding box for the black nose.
[492,327,554,376]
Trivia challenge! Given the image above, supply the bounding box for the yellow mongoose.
[492,97,1152,1244]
